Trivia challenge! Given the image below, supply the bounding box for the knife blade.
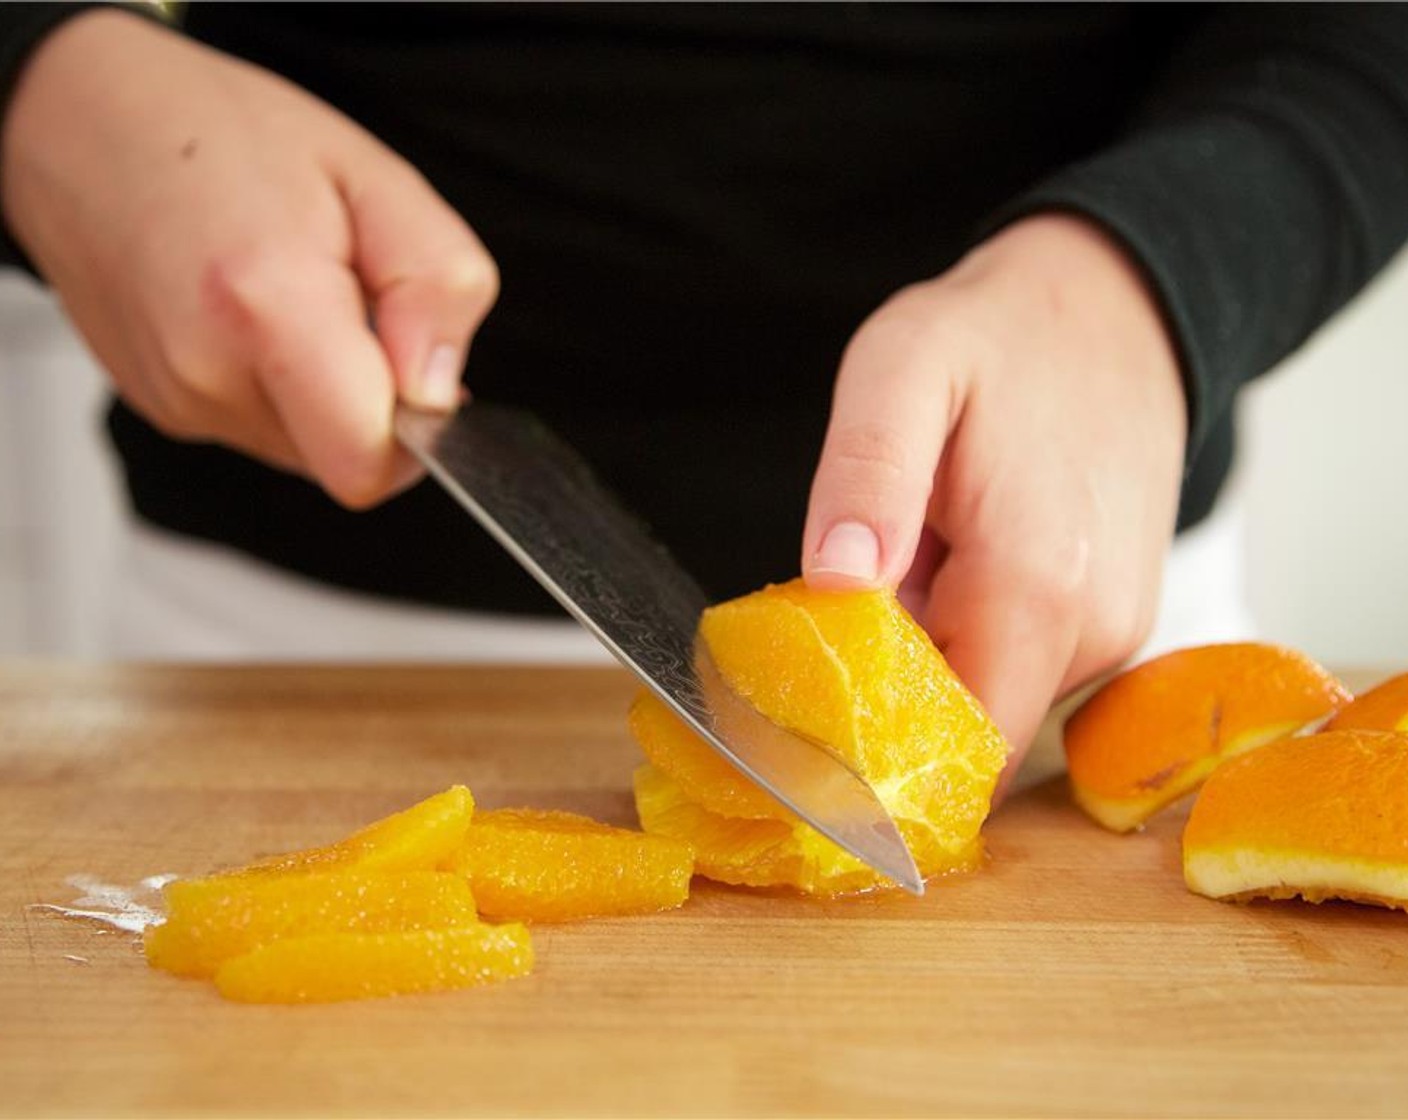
[395,401,924,895]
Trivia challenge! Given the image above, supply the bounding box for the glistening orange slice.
[1182,730,1408,912]
[448,808,693,922]
[144,869,479,979]
[630,579,1008,894]
[214,925,534,1004]
[1324,672,1408,733]
[1064,644,1348,832]
[235,786,475,877]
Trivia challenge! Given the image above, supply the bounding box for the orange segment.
[628,691,784,821]
[144,869,478,979]
[1182,730,1408,911]
[214,925,534,1004]
[448,808,693,922]
[634,764,880,896]
[235,786,475,877]
[1324,672,1408,733]
[1064,644,1349,832]
[631,579,1008,895]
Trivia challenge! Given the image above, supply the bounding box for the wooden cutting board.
[2,663,1405,1118]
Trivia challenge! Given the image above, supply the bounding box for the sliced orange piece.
[630,579,1008,895]
[1064,644,1348,832]
[628,691,782,821]
[214,924,534,1004]
[1324,672,1408,733]
[144,869,478,979]
[448,808,693,922]
[1182,729,1408,911]
[632,764,936,896]
[234,786,474,877]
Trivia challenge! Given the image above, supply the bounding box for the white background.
[1,250,1406,666]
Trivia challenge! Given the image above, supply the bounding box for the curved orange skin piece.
[214,925,534,1004]
[449,808,693,922]
[1182,730,1408,911]
[1324,672,1408,733]
[1064,644,1349,832]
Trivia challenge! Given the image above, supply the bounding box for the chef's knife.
[395,402,924,895]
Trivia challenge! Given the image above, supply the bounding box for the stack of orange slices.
[146,786,694,1003]
[629,579,1010,895]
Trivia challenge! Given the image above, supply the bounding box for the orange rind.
[630,579,1008,895]
[1064,644,1349,832]
[1182,729,1408,912]
[449,808,694,922]
[214,925,534,1004]
[144,869,479,978]
[1324,671,1408,733]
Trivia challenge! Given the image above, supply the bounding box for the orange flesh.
[449,808,693,922]
[144,869,479,979]
[234,785,475,877]
[214,925,534,1004]
[630,579,1008,895]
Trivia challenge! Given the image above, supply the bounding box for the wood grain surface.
[1,663,1405,1119]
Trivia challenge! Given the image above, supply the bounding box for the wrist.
[1,8,164,249]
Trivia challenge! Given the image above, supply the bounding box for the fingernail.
[812,521,881,584]
[417,343,463,411]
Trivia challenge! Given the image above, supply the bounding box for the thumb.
[802,307,958,590]
[335,144,499,411]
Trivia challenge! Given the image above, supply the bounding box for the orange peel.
[1064,644,1348,832]
[1324,671,1408,733]
[1182,729,1408,912]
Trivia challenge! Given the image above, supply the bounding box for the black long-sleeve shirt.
[3,3,1408,613]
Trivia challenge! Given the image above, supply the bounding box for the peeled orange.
[215,925,534,1004]
[1182,729,1408,912]
[449,808,693,922]
[1064,644,1348,832]
[144,869,479,979]
[234,786,475,877]
[630,579,1008,894]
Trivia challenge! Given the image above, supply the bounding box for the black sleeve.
[986,4,1408,470]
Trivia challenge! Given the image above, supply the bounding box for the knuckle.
[827,422,913,481]
[200,246,285,332]
[321,459,391,511]
[436,246,500,308]
[1012,536,1091,626]
[821,423,932,513]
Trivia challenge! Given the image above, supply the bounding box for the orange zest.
[1324,671,1408,733]
[448,808,693,922]
[1182,729,1408,912]
[1063,644,1349,832]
